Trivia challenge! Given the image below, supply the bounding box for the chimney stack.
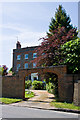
[16,41,21,49]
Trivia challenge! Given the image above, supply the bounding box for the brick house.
[12,41,39,81]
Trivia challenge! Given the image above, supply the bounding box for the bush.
[46,82,55,94]
[25,80,32,89]
[32,80,45,90]
[46,82,58,98]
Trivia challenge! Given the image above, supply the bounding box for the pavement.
[10,90,80,114]
[11,90,55,109]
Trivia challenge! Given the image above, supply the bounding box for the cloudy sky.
[0,1,78,70]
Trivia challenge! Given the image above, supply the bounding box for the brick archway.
[18,65,67,101]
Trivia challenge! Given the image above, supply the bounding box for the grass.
[0,98,22,104]
[50,101,80,110]
[0,90,34,104]
[25,90,34,98]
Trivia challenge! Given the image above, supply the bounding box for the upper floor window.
[17,55,21,60]
[25,63,28,69]
[25,54,28,59]
[33,63,36,68]
[17,64,20,71]
[33,53,37,58]
[42,53,45,55]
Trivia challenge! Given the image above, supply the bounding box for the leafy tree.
[0,65,8,76]
[48,5,78,39]
[61,38,80,73]
[35,27,77,67]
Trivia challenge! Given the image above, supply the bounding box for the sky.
[0,1,78,70]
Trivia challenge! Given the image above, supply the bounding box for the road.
[0,104,79,119]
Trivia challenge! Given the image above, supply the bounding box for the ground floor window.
[17,64,20,71]
[25,63,28,69]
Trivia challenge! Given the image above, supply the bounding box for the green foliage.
[50,101,80,110]
[46,82,58,98]
[0,67,3,75]
[9,68,12,72]
[46,82,55,93]
[0,97,22,104]
[25,80,32,89]
[48,5,77,38]
[61,38,80,73]
[25,91,34,98]
[44,73,58,98]
[0,91,35,104]
[0,65,8,76]
[32,80,45,90]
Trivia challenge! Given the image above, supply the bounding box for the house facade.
[12,41,39,81]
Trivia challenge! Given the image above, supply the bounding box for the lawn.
[25,91,34,98]
[50,101,80,110]
[0,90,34,104]
[0,98,22,104]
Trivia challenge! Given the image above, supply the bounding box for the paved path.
[11,90,56,109]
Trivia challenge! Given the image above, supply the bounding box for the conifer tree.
[48,5,77,38]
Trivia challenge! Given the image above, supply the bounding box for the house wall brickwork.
[13,46,39,74]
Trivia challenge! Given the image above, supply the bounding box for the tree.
[34,5,78,67]
[61,38,80,74]
[48,5,78,39]
[0,65,8,76]
[35,27,77,67]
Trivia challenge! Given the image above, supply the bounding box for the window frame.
[24,63,28,69]
[33,63,36,68]
[17,64,20,71]
[17,55,21,60]
[33,53,37,58]
[25,54,28,59]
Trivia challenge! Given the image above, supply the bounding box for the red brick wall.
[2,75,25,99]
[2,65,80,105]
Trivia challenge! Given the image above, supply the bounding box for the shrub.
[25,80,32,89]
[32,80,45,90]
[46,82,55,93]
[46,82,58,98]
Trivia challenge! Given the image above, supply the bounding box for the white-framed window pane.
[33,63,36,68]
[17,55,21,60]
[17,64,20,71]
[33,53,37,58]
[25,63,28,69]
[25,54,28,59]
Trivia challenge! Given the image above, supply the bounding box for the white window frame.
[33,63,36,68]
[25,63,28,69]
[25,54,28,59]
[33,53,37,58]
[17,55,21,60]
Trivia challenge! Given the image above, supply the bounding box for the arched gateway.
[18,65,68,101]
